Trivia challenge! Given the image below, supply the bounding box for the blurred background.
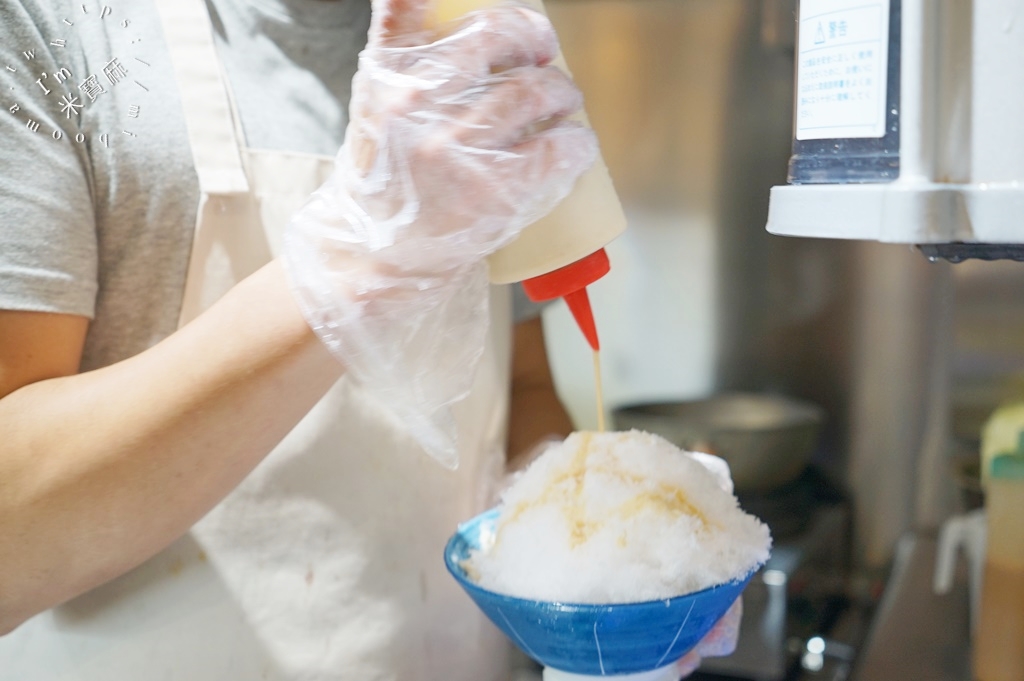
[534,1,1024,678]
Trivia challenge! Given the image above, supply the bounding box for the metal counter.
[852,534,971,681]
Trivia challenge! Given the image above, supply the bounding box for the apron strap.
[153,0,249,194]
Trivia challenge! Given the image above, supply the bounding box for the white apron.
[0,0,513,679]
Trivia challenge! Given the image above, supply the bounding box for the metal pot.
[613,393,824,492]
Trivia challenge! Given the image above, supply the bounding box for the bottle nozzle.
[521,249,610,352]
[563,288,599,351]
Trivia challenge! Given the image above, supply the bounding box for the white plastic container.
[429,0,628,351]
[432,0,627,286]
[543,665,678,681]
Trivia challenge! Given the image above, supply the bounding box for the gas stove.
[693,468,855,681]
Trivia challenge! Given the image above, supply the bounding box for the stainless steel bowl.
[613,393,824,492]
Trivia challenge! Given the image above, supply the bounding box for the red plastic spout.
[521,249,610,352]
[562,288,600,351]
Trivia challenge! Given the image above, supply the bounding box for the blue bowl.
[445,508,754,676]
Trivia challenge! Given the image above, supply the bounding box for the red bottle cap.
[521,249,610,351]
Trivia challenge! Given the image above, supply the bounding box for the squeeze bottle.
[973,448,1024,681]
[432,0,627,350]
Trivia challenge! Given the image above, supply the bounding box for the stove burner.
[693,468,853,680]
[737,467,846,541]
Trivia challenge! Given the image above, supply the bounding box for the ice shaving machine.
[767,0,1024,258]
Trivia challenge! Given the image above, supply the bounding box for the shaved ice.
[465,430,772,603]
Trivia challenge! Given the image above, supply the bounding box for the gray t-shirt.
[1,0,541,374]
[0,0,370,371]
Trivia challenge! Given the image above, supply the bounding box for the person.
[0,0,739,678]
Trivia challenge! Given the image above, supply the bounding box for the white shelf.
[767,183,1024,244]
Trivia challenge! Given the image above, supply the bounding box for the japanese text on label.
[795,0,890,141]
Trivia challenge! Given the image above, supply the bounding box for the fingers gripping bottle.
[433,0,627,351]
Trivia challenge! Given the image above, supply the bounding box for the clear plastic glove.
[675,597,743,677]
[283,0,597,468]
[677,452,743,677]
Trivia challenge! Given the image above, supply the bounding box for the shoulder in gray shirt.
[0,0,368,371]
[0,0,539,375]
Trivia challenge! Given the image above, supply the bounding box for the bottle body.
[432,0,627,284]
[974,467,1024,681]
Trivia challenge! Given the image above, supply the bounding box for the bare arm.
[0,0,590,633]
[0,259,342,634]
[506,315,574,469]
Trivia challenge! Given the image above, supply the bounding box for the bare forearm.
[0,259,342,632]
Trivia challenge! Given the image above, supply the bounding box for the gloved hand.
[283,0,597,467]
[675,597,743,677]
[675,452,744,677]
